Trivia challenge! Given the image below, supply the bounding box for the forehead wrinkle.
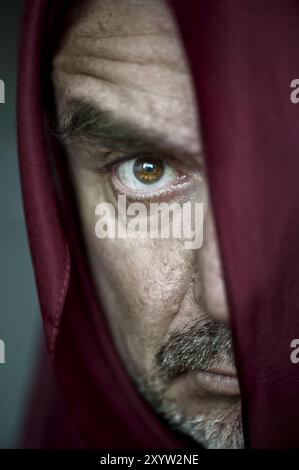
[53,67,190,100]
[56,31,188,72]
[73,32,178,40]
[53,35,191,100]
[55,52,189,76]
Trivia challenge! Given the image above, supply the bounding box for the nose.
[193,205,230,322]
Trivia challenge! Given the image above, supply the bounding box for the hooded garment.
[17,0,299,449]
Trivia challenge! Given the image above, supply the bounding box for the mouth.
[192,367,240,396]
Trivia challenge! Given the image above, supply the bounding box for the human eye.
[111,153,192,199]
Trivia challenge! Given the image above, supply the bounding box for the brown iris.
[133,157,164,184]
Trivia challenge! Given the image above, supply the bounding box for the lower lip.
[193,370,240,396]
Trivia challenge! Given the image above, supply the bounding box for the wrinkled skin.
[52,0,243,449]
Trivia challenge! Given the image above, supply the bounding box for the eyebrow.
[56,101,168,153]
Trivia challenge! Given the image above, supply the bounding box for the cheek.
[87,236,192,373]
[69,163,195,373]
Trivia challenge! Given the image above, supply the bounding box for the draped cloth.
[18,0,299,448]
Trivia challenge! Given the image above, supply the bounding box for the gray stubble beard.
[129,317,245,449]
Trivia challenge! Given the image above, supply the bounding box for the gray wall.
[0,1,41,448]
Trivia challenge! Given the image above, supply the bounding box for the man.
[18,0,299,449]
[51,0,242,449]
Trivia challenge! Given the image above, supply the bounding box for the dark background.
[0,1,41,447]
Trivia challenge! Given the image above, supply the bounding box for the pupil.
[133,157,164,184]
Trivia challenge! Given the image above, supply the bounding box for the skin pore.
[52,0,244,449]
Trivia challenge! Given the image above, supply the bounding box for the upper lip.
[205,365,238,377]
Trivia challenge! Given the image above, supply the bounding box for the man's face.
[52,0,243,449]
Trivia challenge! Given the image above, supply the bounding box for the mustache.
[155,318,235,380]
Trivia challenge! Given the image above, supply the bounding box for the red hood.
[18,0,299,448]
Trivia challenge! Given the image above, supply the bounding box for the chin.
[177,409,244,449]
[155,395,244,449]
